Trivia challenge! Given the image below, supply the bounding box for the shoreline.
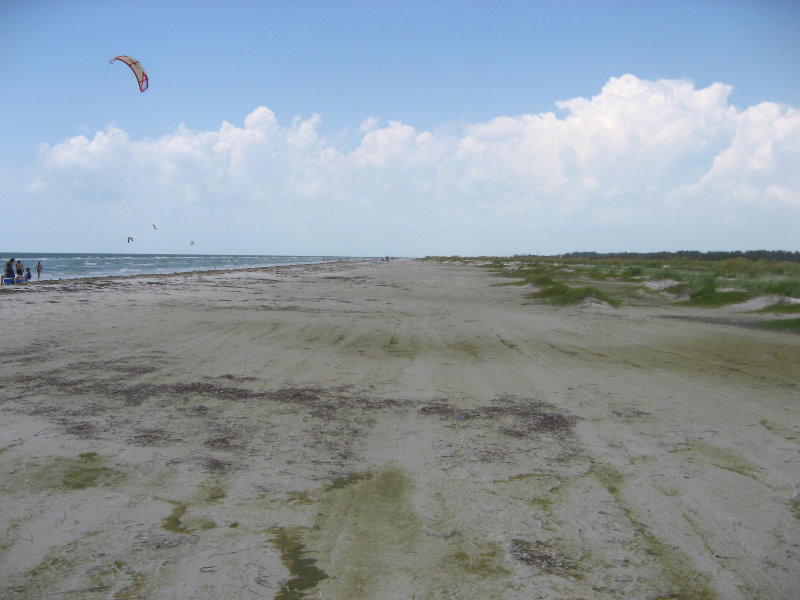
[0,258,378,288]
[1,253,382,284]
[1,259,798,599]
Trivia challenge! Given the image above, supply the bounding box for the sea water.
[1,253,365,281]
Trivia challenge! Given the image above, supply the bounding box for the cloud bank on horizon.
[9,74,800,256]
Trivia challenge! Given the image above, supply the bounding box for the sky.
[1,0,799,257]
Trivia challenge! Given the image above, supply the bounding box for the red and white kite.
[109,55,148,92]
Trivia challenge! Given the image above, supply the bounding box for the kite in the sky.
[152,224,158,230]
[127,236,134,243]
[190,241,196,246]
[109,55,148,92]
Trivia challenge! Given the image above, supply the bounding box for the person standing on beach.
[36,262,42,280]
[4,258,14,282]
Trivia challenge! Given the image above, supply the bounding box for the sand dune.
[1,259,798,599]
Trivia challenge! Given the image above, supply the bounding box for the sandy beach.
[1,259,798,599]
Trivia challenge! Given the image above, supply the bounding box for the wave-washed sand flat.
[1,259,798,599]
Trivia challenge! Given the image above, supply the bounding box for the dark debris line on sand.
[419,398,577,438]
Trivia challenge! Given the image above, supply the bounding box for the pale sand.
[1,259,798,599]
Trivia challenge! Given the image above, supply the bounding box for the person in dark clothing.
[4,258,15,283]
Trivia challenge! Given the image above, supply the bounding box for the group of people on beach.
[3,258,42,284]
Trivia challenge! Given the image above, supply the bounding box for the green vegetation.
[61,452,118,490]
[754,302,800,314]
[162,500,191,533]
[201,482,226,502]
[447,545,511,576]
[586,460,718,599]
[529,283,621,307]
[270,526,329,600]
[425,251,800,311]
[311,468,425,596]
[675,289,753,308]
[327,471,373,490]
[589,462,626,496]
[755,317,800,332]
[0,453,125,494]
[158,490,219,534]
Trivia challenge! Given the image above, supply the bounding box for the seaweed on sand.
[419,397,577,438]
[510,539,577,576]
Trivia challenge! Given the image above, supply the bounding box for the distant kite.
[190,241,196,246]
[152,224,158,230]
[109,55,148,92]
[127,236,134,243]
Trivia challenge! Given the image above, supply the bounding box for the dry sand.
[1,259,798,599]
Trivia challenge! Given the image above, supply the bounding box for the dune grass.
[529,283,621,307]
[674,289,753,308]
[424,252,800,310]
[755,318,800,332]
[753,303,800,314]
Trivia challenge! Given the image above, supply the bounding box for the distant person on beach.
[25,267,32,281]
[4,258,15,283]
[16,261,23,278]
[36,262,42,279]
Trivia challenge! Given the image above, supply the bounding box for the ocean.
[1,253,367,281]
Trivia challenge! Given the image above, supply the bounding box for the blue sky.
[2,0,799,256]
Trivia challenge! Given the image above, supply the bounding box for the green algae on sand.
[0,452,124,493]
[270,526,329,600]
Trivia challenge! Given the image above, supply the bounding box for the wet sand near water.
[1,259,799,599]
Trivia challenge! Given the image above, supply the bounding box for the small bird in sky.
[127,236,134,243]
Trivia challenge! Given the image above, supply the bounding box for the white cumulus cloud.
[7,74,800,254]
